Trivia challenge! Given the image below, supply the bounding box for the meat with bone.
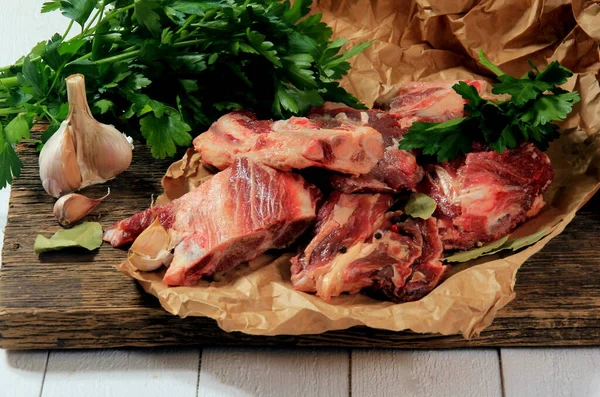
[291,192,446,301]
[374,80,489,124]
[193,111,384,176]
[104,157,321,286]
[418,143,554,250]
[307,106,424,193]
[366,217,446,303]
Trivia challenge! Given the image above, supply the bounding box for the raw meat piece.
[193,111,384,176]
[291,193,394,296]
[308,106,424,193]
[104,157,321,286]
[418,143,554,250]
[291,192,446,302]
[374,80,489,123]
[367,217,447,303]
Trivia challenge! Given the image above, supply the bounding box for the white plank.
[352,349,502,397]
[41,348,200,397]
[502,348,600,397]
[0,2,68,266]
[0,7,58,397]
[198,348,349,397]
[0,2,69,66]
[0,350,48,397]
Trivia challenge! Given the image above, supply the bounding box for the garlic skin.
[39,74,133,197]
[53,189,110,227]
[39,120,82,198]
[128,218,172,272]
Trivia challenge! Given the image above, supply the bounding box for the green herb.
[443,236,509,263]
[0,0,370,189]
[486,228,551,256]
[399,50,580,161]
[404,193,437,220]
[443,227,551,263]
[34,221,103,254]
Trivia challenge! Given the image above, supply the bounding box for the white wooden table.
[1,3,599,396]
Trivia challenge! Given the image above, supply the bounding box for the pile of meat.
[104,80,554,303]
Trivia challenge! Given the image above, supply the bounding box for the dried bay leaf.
[444,228,551,263]
[444,236,510,263]
[405,193,437,219]
[34,222,103,254]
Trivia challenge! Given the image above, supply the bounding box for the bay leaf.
[443,236,509,263]
[405,193,437,219]
[34,222,103,255]
[443,228,551,263]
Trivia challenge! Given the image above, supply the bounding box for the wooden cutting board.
[1,140,599,350]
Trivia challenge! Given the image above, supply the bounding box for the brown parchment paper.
[116,0,600,338]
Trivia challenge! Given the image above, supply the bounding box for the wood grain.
[1,141,600,350]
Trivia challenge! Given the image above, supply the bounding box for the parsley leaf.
[41,1,62,14]
[140,112,192,158]
[520,92,580,126]
[60,0,96,28]
[399,51,580,160]
[93,99,114,114]
[5,113,32,143]
[0,129,23,186]
[134,0,162,37]
[1,0,370,189]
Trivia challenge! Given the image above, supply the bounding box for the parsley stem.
[174,39,208,47]
[176,16,197,35]
[478,50,505,77]
[0,76,18,88]
[0,108,25,116]
[67,53,92,66]
[94,49,140,65]
[83,3,104,33]
[70,3,134,42]
[62,20,74,41]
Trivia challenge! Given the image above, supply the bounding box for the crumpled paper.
[116,0,600,338]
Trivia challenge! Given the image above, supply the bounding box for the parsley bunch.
[398,51,580,161]
[0,0,370,189]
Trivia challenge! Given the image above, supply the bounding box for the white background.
[1,2,599,396]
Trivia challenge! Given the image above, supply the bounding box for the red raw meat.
[291,192,446,301]
[367,217,446,303]
[104,157,321,286]
[374,80,489,123]
[193,111,384,176]
[418,143,554,250]
[307,106,424,193]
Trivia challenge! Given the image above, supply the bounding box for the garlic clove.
[39,74,133,197]
[128,218,172,272]
[128,250,173,272]
[39,120,82,198]
[53,189,110,227]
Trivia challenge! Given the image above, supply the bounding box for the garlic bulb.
[39,74,133,198]
[128,218,173,271]
[53,189,110,227]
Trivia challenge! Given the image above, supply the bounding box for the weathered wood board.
[1,141,600,350]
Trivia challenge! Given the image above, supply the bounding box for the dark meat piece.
[308,106,424,193]
[417,143,554,250]
[291,192,446,302]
